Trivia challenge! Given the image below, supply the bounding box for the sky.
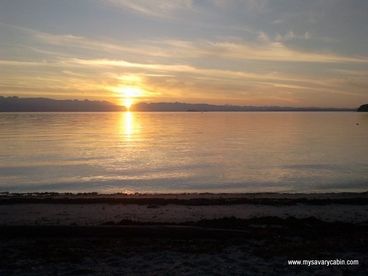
[1,0,368,108]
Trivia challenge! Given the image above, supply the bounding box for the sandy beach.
[1,192,367,275]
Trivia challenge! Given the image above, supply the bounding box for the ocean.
[0,112,367,193]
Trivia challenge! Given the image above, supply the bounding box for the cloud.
[213,0,269,12]
[275,31,311,42]
[0,60,44,66]
[147,38,368,64]
[31,29,170,59]
[209,41,367,63]
[45,57,366,96]
[102,0,193,18]
[2,54,366,106]
[4,20,367,66]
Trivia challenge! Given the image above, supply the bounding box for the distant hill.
[0,97,124,112]
[357,104,368,112]
[133,102,353,112]
[0,97,355,112]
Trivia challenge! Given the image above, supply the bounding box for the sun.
[121,86,141,98]
[115,86,142,110]
[124,98,133,109]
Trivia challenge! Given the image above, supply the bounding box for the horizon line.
[0,96,357,110]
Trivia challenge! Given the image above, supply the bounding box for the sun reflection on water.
[120,111,139,139]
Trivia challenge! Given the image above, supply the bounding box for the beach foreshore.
[1,191,368,225]
[1,192,367,275]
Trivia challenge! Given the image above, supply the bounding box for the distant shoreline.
[0,96,356,112]
[0,110,356,112]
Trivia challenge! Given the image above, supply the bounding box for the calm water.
[0,112,367,193]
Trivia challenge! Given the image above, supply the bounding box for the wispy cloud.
[5,22,366,65]
[3,55,363,97]
[145,38,368,64]
[2,53,367,106]
[3,23,169,59]
[102,0,193,18]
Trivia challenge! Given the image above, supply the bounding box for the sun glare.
[121,86,141,98]
[124,98,133,109]
[114,85,143,110]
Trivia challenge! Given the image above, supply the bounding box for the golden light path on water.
[120,111,139,140]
